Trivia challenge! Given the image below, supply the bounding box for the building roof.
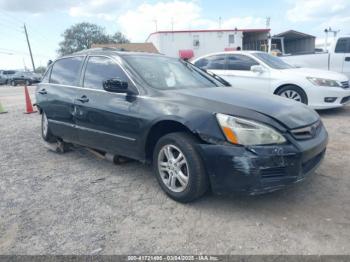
[91,43,159,53]
[274,30,315,40]
[146,28,270,41]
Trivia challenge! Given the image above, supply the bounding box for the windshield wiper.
[202,69,231,87]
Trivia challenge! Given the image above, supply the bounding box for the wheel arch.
[144,119,202,163]
[273,83,302,95]
[273,83,308,105]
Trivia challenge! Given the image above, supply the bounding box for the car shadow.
[317,106,349,118]
[77,137,335,214]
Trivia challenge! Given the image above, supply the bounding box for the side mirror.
[103,78,128,93]
[250,65,265,73]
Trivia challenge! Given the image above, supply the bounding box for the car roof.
[69,48,165,58]
[192,50,264,61]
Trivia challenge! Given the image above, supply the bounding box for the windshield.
[253,52,294,70]
[123,55,221,90]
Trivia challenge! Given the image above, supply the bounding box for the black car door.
[44,56,85,143]
[73,55,141,158]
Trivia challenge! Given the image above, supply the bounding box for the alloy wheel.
[158,144,189,193]
[42,113,49,137]
[280,90,302,102]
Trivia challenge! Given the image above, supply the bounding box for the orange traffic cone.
[24,85,37,114]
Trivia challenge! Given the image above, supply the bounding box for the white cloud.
[0,0,130,16]
[118,1,266,42]
[0,0,78,13]
[221,17,266,30]
[69,0,129,21]
[287,0,349,22]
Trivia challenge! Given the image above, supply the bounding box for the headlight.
[216,114,286,146]
[307,77,341,87]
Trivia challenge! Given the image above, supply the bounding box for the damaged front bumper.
[197,126,328,195]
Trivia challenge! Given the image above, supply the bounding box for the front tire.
[41,112,56,143]
[276,85,308,104]
[153,132,209,203]
[10,80,16,86]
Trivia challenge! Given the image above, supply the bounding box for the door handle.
[345,57,350,62]
[76,95,89,103]
[38,89,47,95]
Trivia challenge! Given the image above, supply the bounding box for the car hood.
[171,87,319,130]
[283,68,349,81]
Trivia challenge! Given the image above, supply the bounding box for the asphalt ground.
[0,85,349,255]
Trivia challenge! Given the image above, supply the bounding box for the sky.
[0,0,349,70]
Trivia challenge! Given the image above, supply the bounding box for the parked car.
[0,70,17,85]
[0,70,4,85]
[281,36,350,78]
[36,49,328,202]
[192,51,350,109]
[8,71,41,86]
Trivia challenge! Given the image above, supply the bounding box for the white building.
[146,29,270,59]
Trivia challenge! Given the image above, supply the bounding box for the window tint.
[4,70,16,75]
[227,54,259,71]
[50,57,84,85]
[253,52,293,70]
[195,55,226,70]
[83,56,128,90]
[194,58,208,68]
[335,38,350,53]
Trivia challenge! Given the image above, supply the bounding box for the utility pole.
[153,19,158,32]
[266,17,271,29]
[23,24,35,72]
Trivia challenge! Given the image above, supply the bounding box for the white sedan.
[192,51,350,109]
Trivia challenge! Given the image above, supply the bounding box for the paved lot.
[0,85,349,255]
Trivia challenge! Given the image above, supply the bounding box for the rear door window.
[227,54,259,70]
[83,56,129,90]
[195,55,227,70]
[335,38,350,53]
[50,56,84,85]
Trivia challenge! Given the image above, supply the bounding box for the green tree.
[34,66,47,75]
[111,32,130,44]
[58,22,129,56]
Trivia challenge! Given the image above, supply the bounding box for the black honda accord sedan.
[36,48,328,202]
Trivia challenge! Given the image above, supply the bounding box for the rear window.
[335,38,350,53]
[227,54,259,71]
[50,57,84,85]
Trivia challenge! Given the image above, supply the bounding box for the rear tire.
[153,132,209,203]
[276,85,308,104]
[41,112,56,143]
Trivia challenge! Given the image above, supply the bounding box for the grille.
[291,121,322,140]
[341,96,350,104]
[341,81,349,89]
[261,167,286,179]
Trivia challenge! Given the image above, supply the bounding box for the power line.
[0,10,55,48]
